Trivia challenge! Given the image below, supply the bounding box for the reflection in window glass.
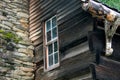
[47,31,51,42]
[54,41,58,52]
[49,55,53,66]
[52,27,57,39]
[52,17,56,28]
[48,44,53,55]
[46,21,51,32]
[54,52,58,64]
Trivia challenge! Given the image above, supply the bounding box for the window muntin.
[45,16,59,70]
[46,16,57,42]
[47,41,59,67]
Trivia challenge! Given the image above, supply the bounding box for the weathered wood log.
[95,56,120,80]
[81,0,120,22]
[37,50,94,80]
[81,0,120,56]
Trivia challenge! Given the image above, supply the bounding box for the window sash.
[44,16,59,71]
[48,51,59,67]
[46,16,57,43]
[46,40,59,66]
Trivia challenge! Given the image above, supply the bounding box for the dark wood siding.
[29,0,43,46]
[95,35,120,80]
[89,19,120,80]
[29,0,94,80]
[29,0,43,64]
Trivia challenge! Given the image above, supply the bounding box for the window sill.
[44,63,60,72]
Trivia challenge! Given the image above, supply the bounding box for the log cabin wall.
[91,19,120,80]
[29,0,94,80]
[29,0,43,63]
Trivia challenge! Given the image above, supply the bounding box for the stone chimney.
[0,0,35,80]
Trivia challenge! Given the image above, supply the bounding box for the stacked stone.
[0,0,35,80]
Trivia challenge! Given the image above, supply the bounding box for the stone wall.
[0,0,35,80]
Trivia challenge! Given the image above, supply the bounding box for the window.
[44,16,59,71]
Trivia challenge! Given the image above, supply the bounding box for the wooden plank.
[40,0,53,9]
[30,27,41,35]
[29,30,41,39]
[58,11,89,32]
[29,0,40,8]
[40,0,81,22]
[39,0,66,21]
[34,44,43,63]
[57,7,83,26]
[29,2,41,14]
[30,9,41,20]
[57,2,81,21]
[33,36,43,46]
[57,0,78,13]
[36,50,94,80]
[59,18,93,49]
[60,37,87,53]
[38,0,61,17]
[100,57,120,71]
[40,0,63,14]
[30,35,41,42]
[29,0,43,47]
[91,56,120,80]
[29,21,41,32]
[29,14,41,24]
[57,0,79,17]
[61,41,89,60]
[30,1,97,80]
[96,65,120,80]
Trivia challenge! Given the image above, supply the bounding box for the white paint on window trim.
[44,15,60,72]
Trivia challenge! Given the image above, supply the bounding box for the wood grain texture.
[35,50,94,80]
[29,0,95,80]
[95,57,120,80]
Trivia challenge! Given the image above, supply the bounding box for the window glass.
[45,16,59,70]
[48,44,53,55]
[54,41,58,52]
[47,31,51,42]
[49,55,53,66]
[52,27,57,39]
[46,20,51,32]
[54,52,58,64]
[52,17,56,28]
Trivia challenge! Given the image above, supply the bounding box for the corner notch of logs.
[81,0,120,56]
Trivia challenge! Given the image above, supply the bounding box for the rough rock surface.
[0,0,35,80]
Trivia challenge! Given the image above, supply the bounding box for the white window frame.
[44,16,59,71]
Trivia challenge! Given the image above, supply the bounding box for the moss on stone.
[0,29,22,43]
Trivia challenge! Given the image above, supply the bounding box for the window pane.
[52,17,56,28]
[54,41,58,52]
[46,20,51,32]
[48,44,53,55]
[49,55,53,66]
[47,31,51,42]
[54,52,58,64]
[52,27,57,39]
